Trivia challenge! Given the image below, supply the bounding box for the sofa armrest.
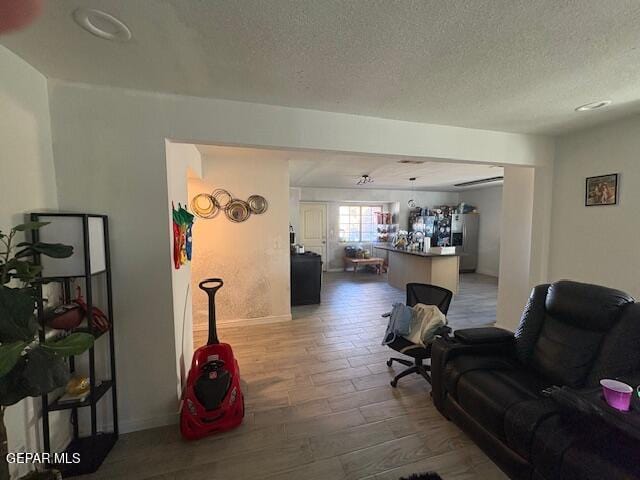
[454,327,514,345]
[430,334,516,413]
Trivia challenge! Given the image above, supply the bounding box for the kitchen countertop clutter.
[375,244,461,258]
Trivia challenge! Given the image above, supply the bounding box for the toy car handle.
[199,278,224,294]
[199,278,224,344]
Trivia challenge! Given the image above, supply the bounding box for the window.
[339,205,383,242]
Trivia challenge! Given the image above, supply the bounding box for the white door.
[299,202,328,271]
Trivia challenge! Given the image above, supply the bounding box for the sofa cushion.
[454,366,549,441]
[545,280,633,331]
[587,303,640,385]
[530,415,581,480]
[444,353,518,397]
[504,398,559,461]
[516,281,634,387]
[529,316,605,387]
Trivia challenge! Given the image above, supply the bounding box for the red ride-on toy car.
[180,278,244,440]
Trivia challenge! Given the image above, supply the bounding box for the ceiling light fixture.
[397,159,426,165]
[73,8,132,42]
[454,176,504,187]
[408,177,417,208]
[357,174,374,185]
[575,100,612,112]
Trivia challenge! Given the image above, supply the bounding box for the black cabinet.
[290,252,322,306]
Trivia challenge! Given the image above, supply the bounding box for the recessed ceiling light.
[575,100,612,112]
[73,8,131,42]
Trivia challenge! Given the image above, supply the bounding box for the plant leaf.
[42,333,94,357]
[12,222,50,232]
[0,341,28,377]
[15,242,73,259]
[0,358,30,406]
[22,347,70,396]
[0,286,37,342]
[12,264,42,282]
[3,259,40,278]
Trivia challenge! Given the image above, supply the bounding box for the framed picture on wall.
[585,173,618,206]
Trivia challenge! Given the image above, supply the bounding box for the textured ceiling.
[197,145,503,191]
[3,0,640,134]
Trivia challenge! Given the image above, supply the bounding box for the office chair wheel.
[386,359,393,367]
[390,379,398,388]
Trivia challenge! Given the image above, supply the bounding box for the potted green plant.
[0,222,94,480]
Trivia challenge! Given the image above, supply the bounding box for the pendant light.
[408,177,417,208]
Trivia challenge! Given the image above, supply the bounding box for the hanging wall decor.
[212,189,233,209]
[191,189,269,222]
[247,195,268,214]
[585,173,618,206]
[191,193,219,218]
[225,199,251,223]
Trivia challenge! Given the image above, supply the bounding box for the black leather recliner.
[431,280,640,480]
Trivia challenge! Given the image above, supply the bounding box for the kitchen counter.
[374,245,461,258]
[374,245,460,293]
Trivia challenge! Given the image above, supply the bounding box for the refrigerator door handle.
[462,221,466,252]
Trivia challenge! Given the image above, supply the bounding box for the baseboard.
[194,313,292,330]
[217,313,292,327]
[112,413,179,434]
[476,268,499,277]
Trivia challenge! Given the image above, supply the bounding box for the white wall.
[44,79,554,432]
[165,142,202,395]
[460,186,503,277]
[295,187,459,270]
[189,152,291,326]
[549,115,640,298]
[496,167,535,330]
[528,164,554,288]
[289,187,301,237]
[0,46,66,477]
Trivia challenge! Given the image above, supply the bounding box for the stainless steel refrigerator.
[451,213,479,272]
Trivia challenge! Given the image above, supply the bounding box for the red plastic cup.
[600,379,633,411]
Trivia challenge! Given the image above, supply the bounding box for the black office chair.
[385,283,453,387]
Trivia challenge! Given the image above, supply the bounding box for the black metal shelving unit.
[31,213,118,477]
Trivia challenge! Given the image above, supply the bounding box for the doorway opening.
[165,140,539,396]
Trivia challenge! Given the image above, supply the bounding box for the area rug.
[399,473,442,480]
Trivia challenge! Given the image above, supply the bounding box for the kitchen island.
[374,245,461,294]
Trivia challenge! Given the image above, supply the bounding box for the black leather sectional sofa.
[431,280,640,480]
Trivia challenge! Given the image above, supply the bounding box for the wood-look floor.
[81,273,506,480]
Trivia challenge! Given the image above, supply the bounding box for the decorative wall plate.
[212,189,233,209]
[247,195,268,214]
[225,199,251,223]
[191,193,219,218]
